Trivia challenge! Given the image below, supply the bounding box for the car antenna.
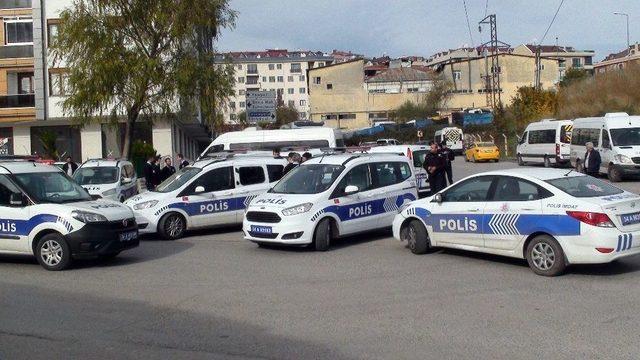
[564,168,573,177]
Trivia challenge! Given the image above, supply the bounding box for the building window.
[287,75,294,82]
[290,63,301,73]
[239,101,245,108]
[288,100,295,107]
[277,76,284,82]
[230,113,237,121]
[269,76,275,82]
[236,64,242,70]
[268,64,275,70]
[558,60,566,68]
[584,56,593,66]
[229,101,236,109]
[277,64,282,69]
[318,62,325,67]
[299,88,306,94]
[299,75,305,82]
[47,21,59,47]
[287,88,294,94]
[247,64,258,74]
[572,58,582,68]
[326,83,333,90]
[539,64,545,70]
[4,17,33,45]
[313,77,321,84]
[239,90,245,95]
[237,76,245,83]
[49,70,69,96]
[490,66,501,74]
[453,70,461,80]
[300,100,306,106]
[338,113,356,120]
[407,87,419,93]
[262,76,267,82]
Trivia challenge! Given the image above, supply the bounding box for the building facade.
[512,44,595,78]
[594,43,640,75]
[216,50,334,124]
[0,0,209,162]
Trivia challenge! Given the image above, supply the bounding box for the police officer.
[440,140,455,185]
[423,141,446,194]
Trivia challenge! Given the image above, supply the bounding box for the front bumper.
[243,213,315,245]
[66,219,139,259]
[613,164,640,176]
[133,211,158,234]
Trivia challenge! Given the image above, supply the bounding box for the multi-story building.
[216,50,334,123]
[512,44,595,77]
[594,43,640,75]
[0,0,211,161]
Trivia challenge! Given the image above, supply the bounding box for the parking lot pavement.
[2,160,640,359]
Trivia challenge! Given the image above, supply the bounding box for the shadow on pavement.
[252,228,392,253]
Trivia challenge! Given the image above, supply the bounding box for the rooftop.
[522,44,594,54]
[215,49,334,62]
[366,67,433,83]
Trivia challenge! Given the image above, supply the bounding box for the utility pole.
[479,14,505,110]
[534,45,541,90]
[614,12,630,50]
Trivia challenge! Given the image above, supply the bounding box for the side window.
[371,162,412,188]
[571,129,580,145]
[186,166,234,194]
[266,164,284,182]
[0,175,21,206]
[442,176,494,202]
[238,166,266,186]
[492,177,551,201]
[334,164,372,196]
[398,162,411,181]
[601,130,611,149]
[519,131,528,144]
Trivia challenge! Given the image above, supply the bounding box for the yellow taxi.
[465,141,500,162]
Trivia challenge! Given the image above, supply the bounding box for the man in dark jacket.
[160,158,176,182]
[424,141,446,194]
[144,156,158,191]
[177,153,189,169]
[282,152,299,176]
[61,156,78,176]
[440,141,455,185]
[584,141,601,177]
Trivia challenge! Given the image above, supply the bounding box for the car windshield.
[155,167,202,193]
[413,150,428,167]
[73,167,119,185]
[546,175,623,198]
[13,172,91,204]
[610,128,640,146]
[270,164,343,194]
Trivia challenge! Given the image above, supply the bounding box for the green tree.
[559,68,590,88]
[276,104,300,126]
[36,130,59,160]
[51,0,237,158]
[394,75,452,123]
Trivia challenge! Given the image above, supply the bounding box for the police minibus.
[0,160,139,270]
[125,154,287,239]
[243,152,418,250]
[73,159,138,202]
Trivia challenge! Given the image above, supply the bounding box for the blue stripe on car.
[313,193,416,222]
[0,214,63,238]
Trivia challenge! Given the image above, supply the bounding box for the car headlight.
[282,203,313,216]
[614,154,633,164]
[398,203,411,214]
[102,188,116,196]
[72,210,107,223]
[133,200,158,210]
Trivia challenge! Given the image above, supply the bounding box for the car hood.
[248,192,320,210]
[63,200,134,221]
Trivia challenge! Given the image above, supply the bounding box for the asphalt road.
[2,160,640,359]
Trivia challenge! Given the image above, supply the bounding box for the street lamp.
[613,12,630,50]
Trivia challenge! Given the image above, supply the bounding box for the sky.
[217,0,640,61]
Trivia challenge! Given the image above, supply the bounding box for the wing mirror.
[194,186,205,194]
[121,177,133,184]
[9,193,25,207]
[433,193,443,204]
[344,185,359,195]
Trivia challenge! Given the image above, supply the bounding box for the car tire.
[494,158,500,162]
[158,212,186,240]
[402,219,430,254]
[313,218,332,251]
[525,235,566,276]
[544,156,551,168]
[35,233,72,271]
[119,196,125,203]
[464,155,469,162]
[517,155,524,166]
[608,165,623,182]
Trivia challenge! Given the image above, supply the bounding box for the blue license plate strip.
[251,225,272,234]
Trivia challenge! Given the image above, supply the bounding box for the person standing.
[301,152,312,163]
[424,141,446,194]
[282,152,299,176]
[144,156,157,191]
[177,153,189,170]
[152,156,162,187]
[160,157,176,182]
[272,148,283,159]
[440,141,455,185]
[62,156,78,176]
[584,142,601,177]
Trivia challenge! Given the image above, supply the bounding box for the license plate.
[119,231,138,242]
[621,212,640,226]
[251,225,272,234]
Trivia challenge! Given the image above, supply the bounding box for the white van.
[125,154,287,240]
[73,159,138,202]
[570,112,640,182]
[0,160,138,270]
[243,153,418,250]
[200,128,344,158]
[434,127,463,154]
[367,145,430,196]
[517,119,573,167]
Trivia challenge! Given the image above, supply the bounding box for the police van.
[367,145,430,196]
[243,153,418,250]
[393,168,640,276]
[73,159,138,202]
[0,160,139,270]
[125,154,287,239]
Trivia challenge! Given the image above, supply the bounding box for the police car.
[73,159,138,202]
[0,160,138,271]
[125,154,287,240]
[393,168,640,276]
[243,153,418,250]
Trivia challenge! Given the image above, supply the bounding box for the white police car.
[393,168,640,276]
[243,153,418,250]
[125,154,287,240]
[73,159,138,202]
[0,160,138,271]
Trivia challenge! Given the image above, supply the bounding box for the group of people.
[423,141,455,194]
[273,148,313,177]
[144,153,189,191]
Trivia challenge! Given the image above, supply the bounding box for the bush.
[130,140,157,175]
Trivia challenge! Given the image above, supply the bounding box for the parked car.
[465,142,500,162]
[517,119,573,167]
[73,159,138,202]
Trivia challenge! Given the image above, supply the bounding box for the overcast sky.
[218,0,640,61]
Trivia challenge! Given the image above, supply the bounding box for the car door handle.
[467,208,481,213]
[521,208,537,211]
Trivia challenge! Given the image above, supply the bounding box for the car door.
[234,165,269,221]
[518,131,528,158]
[600,129,613,174]
[370,161,415,226]
[483,176,548,250]
[0,175,31,252]
[180,166,236,227]
[430,175,496,247]
[330,163,375,235]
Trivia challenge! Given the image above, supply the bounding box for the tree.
[503,86,558,133]
[51,0,237,158]
[36,130,59,160]
[558,68,590,88]
[394,75,452,123]
[275,104,299,126]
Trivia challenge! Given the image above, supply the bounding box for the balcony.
[0,0,31,9]
[0,45,33,59]
[0,94,34,108]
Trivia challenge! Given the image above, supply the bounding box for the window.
[122,164,135,181]
[313,77,321,84]
[247,64,258,74]
[338,113,355,120]
[246,77,258,85]
[453,70,461,80]
[584,56,593,66]
[239,101,245,108]
[239,90,245,95]
[186,167,234,194]
[267,164,284,182]
[277,76,284,82]
[547,176,623,198]
[299,100,306,106]
[229,101,236,109]
[47,22,59,47]
[601,130,611,149]
[326,83,333,90]
[299,88,306,94]
[528,129,555,144]
[372,162,411,188]
[238,166,265,185]
[0,175,21,206]
[267,76,275,82]
[572,58,582,68]
[49,71,69,96]
[230,113,237,121]
[442,176,494,202]
[277,64,282,70]
[268,64,275,70]
[490,66,501,74]
[237,76,245,83]
[287,88,294,94]
[334,164,372,196]
[299,75,305,81]
[287,76,294,82]
[288,100,295,107]
[18,72,33,94]
[518,131,528,145]
[571,128,600,146]
[4,17,33,45]
[559,60,566,68]
[262,76,267,82]
[492,177,551,201]
[610,128,640,147]
[290,63,302,73]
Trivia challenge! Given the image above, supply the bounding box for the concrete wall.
[79,123,101,160]
[12,125,30,155]
[152,119,174,157]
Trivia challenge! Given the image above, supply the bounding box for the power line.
[539,0,565,44]
[462,0,475,47]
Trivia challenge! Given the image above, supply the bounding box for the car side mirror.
[9,193,25,207]
[121,177,132,184]
[344,185,359,195]
[433,193,443,204]
[194,186,205,194]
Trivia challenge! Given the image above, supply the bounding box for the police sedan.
[393,168,640,276]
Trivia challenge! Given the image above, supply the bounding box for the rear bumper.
[66,220,139,259]
[560,229,640,264]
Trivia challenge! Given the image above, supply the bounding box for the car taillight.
[556,144,560,156]
[566,211,614,227]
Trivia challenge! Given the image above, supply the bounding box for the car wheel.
[494,158,500,162]
[517,155,524,166]
[158,212,186,240]
[544,156,551,168]
[402,219,430,254]
[464,154,469,162]
[35,233,72,271]
[119,196,125,203]
[608,165,623,182]
[525,235,566,276]
[313,218,332,251]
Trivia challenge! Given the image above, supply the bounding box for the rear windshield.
[546,176,623,198]
[476,142,495,147]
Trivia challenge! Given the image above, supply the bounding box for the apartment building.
[513,44,595,77]
[0,0,209,162]
[594,43,640,75]
[216,50,334,123]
